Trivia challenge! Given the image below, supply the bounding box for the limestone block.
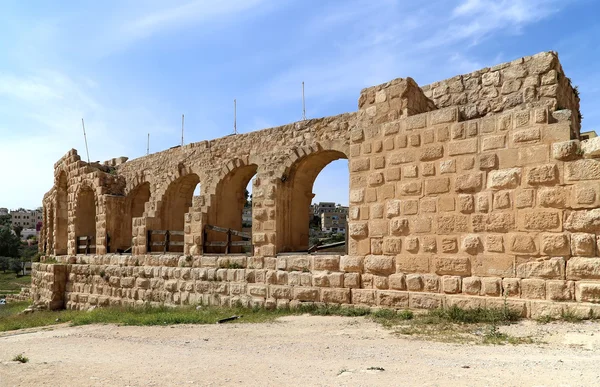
[552,140,580,161]
[513,128,540,143]
[581,137,600,159]
[538,187,568,208]
[448,138,478,156]
[510,234,538,254]
[389,273,406,290]
[521,210,561,231]
[344,273,360,288]
[386,200,401,218]
[409,293,443,309]
[377,290,409,308]
[340,256,363,273]
[441,237,458,253]
[570,233,596,257]
[546,280,574,301]
[455,172,483,192]
[526,164,558,185]
[488,168,521,189]
[485,235,504,253]
[383,237,402,255]
[442,276,461,294]
[389,217,409,235]
[313,256,340,271]
[424,178,450,195]
[462,277,481,295]
[479,153,497,169]
[574,184,597,206]
[293,287,320,302]
[364,255,395,275]
[349,222,368,239]
[564,209,600,232]
[321,288,350,304]
[432,256,470,276]
[566,257,600,280]
[406,274,423,291]
[502,278,520,297]
[462,234,481,255]
[575,282,600,303]
[565,159,600,181]
[481,277,502,296]
[351,289,376,305]
[516,257,565,279]
[420,144,444,161]
[540,233,570,256]
[521,279,546,299]
[440,160,456,174]
[423,274,439,292]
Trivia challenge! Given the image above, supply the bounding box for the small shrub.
[226,263,243,269]
[12,354,28,363]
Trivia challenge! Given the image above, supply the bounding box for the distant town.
[0,207,43,240]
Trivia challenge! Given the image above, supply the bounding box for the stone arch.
[115,181,151,252]
[54,170,69,255]
[277,144,349,253]
[74,182,98,254]
[204,158,258,253]
[153,171,201,253]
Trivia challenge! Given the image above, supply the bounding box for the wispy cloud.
[120,0,271,47]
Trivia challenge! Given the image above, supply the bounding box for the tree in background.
[0,256,9,273]
[0,214,11,227]
[12,225,23,239]
[0,226,20,258]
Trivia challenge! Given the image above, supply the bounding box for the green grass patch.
[0,300,531,346]
[0,273,31,296]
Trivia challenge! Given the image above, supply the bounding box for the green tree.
[0,214,11,227]
[9,258,24,276]
[0,226,20,258]
[12,225,23,239]
[0,256,9,273]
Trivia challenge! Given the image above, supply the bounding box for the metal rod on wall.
[181,114,185,146]
[81,118,90,163]
[147,133,150,155]
[234,99,237,134]
[302,81,306,121]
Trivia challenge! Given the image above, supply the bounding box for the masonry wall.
[34,51,600,317]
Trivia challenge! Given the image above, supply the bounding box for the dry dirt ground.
[1,315,600,386]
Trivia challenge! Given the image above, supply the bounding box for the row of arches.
[45,148,348,256]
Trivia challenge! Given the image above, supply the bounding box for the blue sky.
[0,0,598,209]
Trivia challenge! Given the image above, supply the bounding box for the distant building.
[0,208,8,216]
[8,208,43,229]
[320,212,347,234]
[311,202,348,216]
[581,131,598,140]
[21,228,38,240]
[242,207,252,225]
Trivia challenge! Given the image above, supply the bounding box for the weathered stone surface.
[488,168,521,189]
[580,137,600,159]
[566,257,600,280]
[364,255,395,275]
[432,256,471,276]
[516,257,565,279]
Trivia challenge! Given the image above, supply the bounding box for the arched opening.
[278,150,348,253]
[74,186,97,254]
[118,182,151,253]
[155,173,200,253]
[206,164,257,254]
[55,172,68,255]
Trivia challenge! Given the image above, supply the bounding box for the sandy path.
[1,316,600,386]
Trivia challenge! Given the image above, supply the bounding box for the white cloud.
[121,0,271,45]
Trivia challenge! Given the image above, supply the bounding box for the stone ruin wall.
[33,51,600,318]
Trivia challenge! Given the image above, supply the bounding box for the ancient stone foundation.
[34,51,600,318]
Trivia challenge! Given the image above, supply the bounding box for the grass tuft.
[12,354,29,363]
